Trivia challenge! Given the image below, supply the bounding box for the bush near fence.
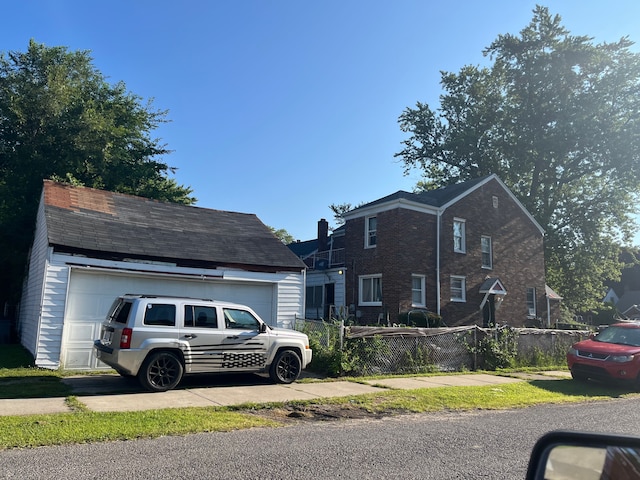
[294,318,589,377]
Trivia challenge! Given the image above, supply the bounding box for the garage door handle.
[183,334,197,339]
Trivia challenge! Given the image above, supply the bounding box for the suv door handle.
[183,334,197,339]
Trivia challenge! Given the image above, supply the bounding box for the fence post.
[473,327,477,371]
[339,319,344,351]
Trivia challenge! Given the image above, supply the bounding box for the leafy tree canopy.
[269,226,295,244]
[395,6,640,311]
[0,40,195,303]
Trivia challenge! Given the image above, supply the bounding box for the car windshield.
[594,326,640,347]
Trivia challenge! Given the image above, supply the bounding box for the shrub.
[465,327,518,370]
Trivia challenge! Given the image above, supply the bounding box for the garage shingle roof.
[42,180,305,272]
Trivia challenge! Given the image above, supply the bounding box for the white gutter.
[436,210,442,315]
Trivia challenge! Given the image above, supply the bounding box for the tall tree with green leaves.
[395,6,640,312]
[0,40,195,305]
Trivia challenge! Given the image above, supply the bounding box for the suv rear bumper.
[94,340,142,376]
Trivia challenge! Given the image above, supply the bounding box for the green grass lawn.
[0,344,71,398]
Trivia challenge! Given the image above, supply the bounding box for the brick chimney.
[317,218,329,252]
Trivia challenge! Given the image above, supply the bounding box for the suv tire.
[138,351,184,392]
[269,349,302,384]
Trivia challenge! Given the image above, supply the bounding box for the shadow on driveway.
[63,372,304,396]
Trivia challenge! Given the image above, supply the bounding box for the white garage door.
[61,269,275,370]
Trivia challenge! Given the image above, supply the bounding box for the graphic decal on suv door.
[222,352,267,368]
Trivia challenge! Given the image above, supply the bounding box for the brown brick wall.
[344,209,438,324]
[439,180,546,326]
[344,178,548,327]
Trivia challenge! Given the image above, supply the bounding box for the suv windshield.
[595,326,640,347]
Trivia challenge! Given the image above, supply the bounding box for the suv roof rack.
[123,294,214,302]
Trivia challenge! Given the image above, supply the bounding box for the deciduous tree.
[396,6,640,311]
[0,40,194,304]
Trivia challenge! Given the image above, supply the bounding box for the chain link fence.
[294,318,589,377]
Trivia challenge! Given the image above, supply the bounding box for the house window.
[411,275,426,307]
[450,276,466,302]
[365,216,377,248]
[527,287,537,316]
[306,285,323,309]
[359,274,382,306]
[453,219,466,253]
[481,236,492,269]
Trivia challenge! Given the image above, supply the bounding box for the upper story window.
[481,235,492,269]
[453,218,466,253]
[359,274,382,306]
[365,216,377,248]
[527,287,537,317]
[411,274,426,307]
[450,276,466,302]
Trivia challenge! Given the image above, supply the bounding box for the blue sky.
[2,1,640,244]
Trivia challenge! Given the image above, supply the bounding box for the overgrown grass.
[0,407,279,449]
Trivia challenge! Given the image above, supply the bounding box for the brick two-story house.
[294,174,561,327]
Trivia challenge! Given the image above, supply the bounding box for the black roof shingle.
[43,181,305,272]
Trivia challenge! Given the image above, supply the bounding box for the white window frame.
[411,274,426,308]
[359,274,382,306]
[527,287,537,317]
[453,218,466,253]
[365,215,377,248]
[450,276,466,302]
[481,235,492,269]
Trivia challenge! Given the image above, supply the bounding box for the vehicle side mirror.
[259,323,267,333]
[526,430,640,479]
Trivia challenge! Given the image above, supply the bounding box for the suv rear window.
[113,301,132,324]
[144,304,176,326]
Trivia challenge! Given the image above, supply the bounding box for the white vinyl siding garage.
[20,182,306,371]
[60,268,295,370]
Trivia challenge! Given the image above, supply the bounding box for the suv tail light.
[120,328,133,349]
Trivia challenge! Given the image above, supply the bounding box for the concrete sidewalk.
[0,371,570,417]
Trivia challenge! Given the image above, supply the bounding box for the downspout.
[436,209,442,316]
[302,268,307,322]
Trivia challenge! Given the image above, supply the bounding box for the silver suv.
[94,294,313,392]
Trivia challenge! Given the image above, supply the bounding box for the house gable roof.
[342,174,544,235]
[42,180,305,272]
[617,291,640,316]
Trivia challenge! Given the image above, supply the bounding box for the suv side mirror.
[526,430,640,479]
[259,323,267,334]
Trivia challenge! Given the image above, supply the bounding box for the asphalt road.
[1,397,640,479]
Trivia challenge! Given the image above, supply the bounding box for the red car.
[567,322,640,387]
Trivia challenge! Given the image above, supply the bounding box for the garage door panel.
[63,270,274,370]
